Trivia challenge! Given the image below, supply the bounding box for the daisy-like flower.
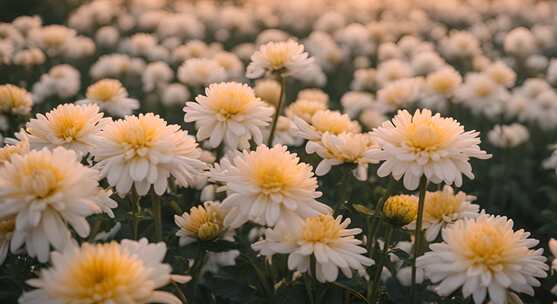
[407,186,479,241]
[487,124,530,149]
[209,145,331,228]
[184,82,274,150]
[0,147,116,262]
[417,214,548,304]
[23,103,110,157]
[293,110,361,142]
[19,239,191,304]
[178,58,227,87]
[91,113,207,197]
[0,132,29,166]
[285,98,328,122]
[0,217,15,265]
[175,201,229,246]
[252,214,373,283]
[0,84,32,115]
[246,39,314,79]
[306,132,379,181]
[77,79,139,117]
[369,109,491,190]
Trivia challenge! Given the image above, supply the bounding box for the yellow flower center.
[207,84,256,119]
[474,82,494,97]
[56,243,145,302]
[311,111,359,135]
[253,162,292,194]
[46,105,90,141]
[424,191,462,221]
[18,157,64,199]
[0,84,31,113]
[383,195,418,226]
[428,75,458,95]
[302,215,342,243]
[286,99,327,122]
[464,223,514,269]
[404,119,448,152]
[112,115,164,150]
[87,79,123,102]
[184,204,224,241]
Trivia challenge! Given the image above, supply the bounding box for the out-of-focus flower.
[209,145,331,228]
[253,214,373,283]
[340,91,374,118]
[175,201,228,245]
[485,61,516,88]
[504,27,537,57]
[161,83,190,106]
[32,64,81,103]
[488,124,530,148]
[369,109,491,190]
[142,61,173,92]
[77,79,139,117]
[377,78,423,112]
[286,99,328,122]
[19,239,190,304]
[418,214,548,304]
[254,79,281,107]
[184,82,273,150]
[0,84,32,115]
[246,40,314,79]
[0,147,116,262]
[359,109,387,130]
[0,132,29,166]
[91,113,206,196]
[13,48,45,67]
[455,73,509,118]
[23,103,110,157]
[90,54,145,79]
[29,25,76,56]
[294,110,360,142]
[178,58,227,87]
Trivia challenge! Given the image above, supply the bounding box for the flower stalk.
[267,75,286,146]
[411,176,428,304]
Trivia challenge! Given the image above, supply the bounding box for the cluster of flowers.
[1,0,557,304]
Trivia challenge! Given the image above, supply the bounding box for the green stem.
[151,192,162,242]
[87,216,103,242]
[411,177,428,304]
[304,273,315,304]
[267,75,286,146]
[191,249,208,299]
[368,224,393,303]
[172,282,189,304]
[242,254,274,301]
[129,191,141,240]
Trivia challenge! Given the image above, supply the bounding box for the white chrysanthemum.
[455,73,510,118]
[213,51,244,80]
[377,77,423,112]
[19,239,190,304]
[90,54,145,79]
[209,145,331,228]
[488,124,530,148]
[359,109,388,130]
[184,82,274,150]
[293,110,361,142]
[340,91,374,118]
[32,64,81,104]
[142,61,173,92]
[23,104,110,157]
[504,27,537,57]
[254,79,282,107]
[417,214,548,304]
[485,62,516,88]
[252,214,373,283]
[369,109,491,190]
[78,79,139,117]
[91,113,206,196]
[297,89,329,105]
[422,67,462,111]
[0,217,15,265]
[178,58,227,87]
[29,25,75,56]
[407,186,479,241]
[162,83,190,106]
[306,132,379,181]
[0,147,116,262]
[175,201,229,246]
[375,59,413,86]
[0,84,32,115]
[351,68,377,91]
[246,39,314,79]
[286,99,328,122]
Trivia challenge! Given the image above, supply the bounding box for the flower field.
[2,0,557,303]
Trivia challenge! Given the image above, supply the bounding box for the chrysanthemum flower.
[417,214,548,304]
[293,110,361,141]
[77,79,139,117]
[0,84,32,115]
[23,103,110,157]
[209,145,331,228]
[92,113,207,196]
[382,195,418,227]
[369,109,491,190]
[246,39,314,79]
[0,217,15,265]
[0,132,29,166]
[285,99,328,122]
[175,201,228,246]
[407,186,479,241]
[0,147,116,262]
[19,239,190,304]
[306,132,379,180]
[487,123,530,149]
[178,58,227,87]
[184,82,274,150]
[253,214,373,283]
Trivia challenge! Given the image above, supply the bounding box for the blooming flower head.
[254,79,282,106]
[24,103,110,157]
[0,132,29,166]
[78,79,139,117]
[253,214,373,283]
[417,214,548,304]
[382,194,418,226]
[376,77,423,112]
[408,186,479,241]
[184,82,274,150]
[306,132,379,180]
[175,201,228,246]
[246,39,314,79]
[0,84,32,115]
[294,110,361,142]
[487,124,530,149]
[92,113,206,196]
[19,239,190,304]
[370,109,491,190]
[0,147,116,262]
[178,58,226,87]
[286,98,328,122]
[209,144,331,228]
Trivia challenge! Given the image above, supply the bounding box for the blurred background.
[0,0,84,24]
